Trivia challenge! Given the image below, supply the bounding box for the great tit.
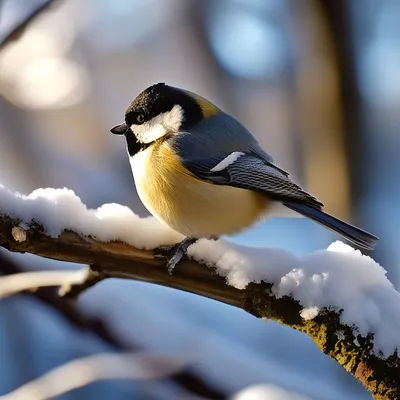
[111,83,378,269]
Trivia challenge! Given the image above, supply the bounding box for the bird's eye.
[136,114,145,124]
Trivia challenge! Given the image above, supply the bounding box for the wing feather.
[168,112,319,206]
[183,152,323,209]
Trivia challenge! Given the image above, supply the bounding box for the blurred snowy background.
[0,0,399,399]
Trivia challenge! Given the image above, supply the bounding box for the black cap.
[124,83,203,129]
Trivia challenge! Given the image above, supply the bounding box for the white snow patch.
[210,152,245,172]
[0,184,183,249]
[188,239,297,290]
[188,239,400,357]
[232,383,312,400]
[11,226,26,242]
[300,306,319,320]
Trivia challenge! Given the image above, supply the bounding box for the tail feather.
[284,202,379,250]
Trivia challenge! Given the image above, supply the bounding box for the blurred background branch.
[0,0,62,49]
[0,252,227,400]
[1,352,192,400]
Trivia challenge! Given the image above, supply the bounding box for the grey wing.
[172,112,290,176]
[182,152,323,208]
[169,111,320,204]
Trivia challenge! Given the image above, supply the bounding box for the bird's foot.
[154,237,197,273]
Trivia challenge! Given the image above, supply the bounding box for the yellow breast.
[129,141,269,238]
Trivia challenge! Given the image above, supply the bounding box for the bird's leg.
[154,237,198,273]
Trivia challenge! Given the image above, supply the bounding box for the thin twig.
[0,252,228,400]
[0,267,90,299]
[0,352,190,400]
[0,0,62,50]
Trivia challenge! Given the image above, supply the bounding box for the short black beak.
[110,122,128,135]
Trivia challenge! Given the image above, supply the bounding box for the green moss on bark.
[243,281,400,400]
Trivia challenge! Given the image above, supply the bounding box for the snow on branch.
[0,184,399,400]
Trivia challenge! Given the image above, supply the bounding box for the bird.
[111,83,378,269]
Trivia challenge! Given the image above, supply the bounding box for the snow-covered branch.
[0,185,399,400]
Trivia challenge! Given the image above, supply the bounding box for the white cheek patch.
[210,152,245,172]
[132,123,166,144]
[131,104,184,144]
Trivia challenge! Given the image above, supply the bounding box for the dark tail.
[284,202,379,250]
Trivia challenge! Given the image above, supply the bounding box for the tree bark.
[0,213,398,399]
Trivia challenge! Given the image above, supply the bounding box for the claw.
[154,237,197,273]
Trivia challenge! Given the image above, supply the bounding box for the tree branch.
[0,213,399,400]
[0,249,227,400]
[0,0,62,50]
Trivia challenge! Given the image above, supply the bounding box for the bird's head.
[110,83,220,149]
